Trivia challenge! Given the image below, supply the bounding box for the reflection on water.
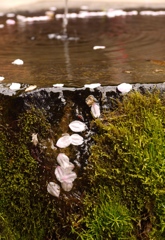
[0,9,165,87]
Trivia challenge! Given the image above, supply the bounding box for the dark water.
[0,9,165,88]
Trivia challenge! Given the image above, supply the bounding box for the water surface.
[0,9,165,87]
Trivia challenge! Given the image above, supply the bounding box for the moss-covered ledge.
[1,83,165,239]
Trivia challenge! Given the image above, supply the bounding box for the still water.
[0,9,165,88]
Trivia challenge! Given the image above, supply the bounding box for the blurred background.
[0,0,165,12]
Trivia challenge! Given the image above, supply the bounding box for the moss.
[1,90,165,239]
[0,104,80,239]
[74,91,165,239]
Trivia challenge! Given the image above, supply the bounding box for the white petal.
[93,46,105,50]
[70,134,84,145]
[31,133,38,146]
[55,166,64,182]
[53,83,64,87]
[84,83,101,89]
[55,166,77,183]
[0,76,5,81]
[56,135,71,148]
[60,171,77,183]
[9,83,21,90]
[12,59,24,65]
[47,182,60,197]
[117,83,132,94]
[91,102,100,118]
[6,19,15,25]
[25,85,37,92]
[57,153,74,170]
[61,182,73,192]
[69,120,87,132]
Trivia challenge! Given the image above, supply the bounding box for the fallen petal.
[84,83,101,89]
[57,153,74,170]
[31,133,38,146]
[53,83,64,87]
[117,83,132,94]
[25,85,37,92]
[12,59,24,65]
[47,182,60,197]
[91,102,100,118]
[70,134,84,145]
[55,166,77,183]
[61,182,73,192]
[69,120,87,132]
[56,135,71,148]
[9,83,21,90]
[0,76,5,81]
[93,46,105,50]
[6,19,16,25]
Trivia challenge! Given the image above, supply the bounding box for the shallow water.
[0,9,165,88]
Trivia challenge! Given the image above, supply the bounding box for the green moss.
[74,91,165,239]
[1,91,165,239]
[0,105,74,239]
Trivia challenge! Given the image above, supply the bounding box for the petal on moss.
[70,134,84,145]
[57,153,74,170]
[61,182,73,192]
[56,134,71,148]
[91,102,100,118]
[69,120,87,132]
[47,182,60,197]
[55,166,77,183]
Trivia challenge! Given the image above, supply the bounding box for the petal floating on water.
[47,182,60,197]
[6,19,16,25]
[56,135,71,148]
[61,182,73,192]
[9,83,21,90]
[0,76,5,81]
[117,83,132,94]
[91,102,100,118]
[69,120,87,132]
[93,46,105,50]
[70,134,84,145]
[12,59,24,65]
